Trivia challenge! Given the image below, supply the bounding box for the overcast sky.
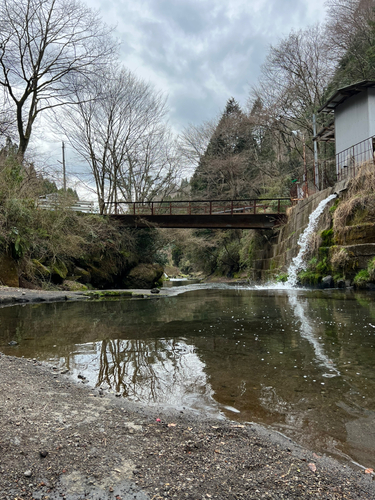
[38,0,328,192]
[90,0,328,132]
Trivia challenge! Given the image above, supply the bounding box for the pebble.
[24,470,32,477]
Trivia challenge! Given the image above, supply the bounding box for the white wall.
[334,89,375,176]
[367,88,375,137]
[335,90,370,155]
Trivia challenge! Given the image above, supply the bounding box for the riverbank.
[1,352,374,500]
[0,281,245,307]
[0,285,172,307]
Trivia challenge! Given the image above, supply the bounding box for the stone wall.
[250,176,375,283]
[251,187,335,280]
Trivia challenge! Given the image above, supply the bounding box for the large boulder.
[124,263,163,289]
[321,275,334,288]
[0,254,19,287]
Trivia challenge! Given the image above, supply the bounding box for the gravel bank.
[1,353,375,499]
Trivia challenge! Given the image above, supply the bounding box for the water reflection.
[288,291,340,377]
[96,338,215,411]
[1,288,375,467]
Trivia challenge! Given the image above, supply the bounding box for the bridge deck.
[108,198,291,229]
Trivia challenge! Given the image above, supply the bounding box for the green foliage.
[368,257,375,280]
[353,269,370,287]
[171,245,183,266]
[238,230,263,270]
[316,256,331,275]
[216,236,241,276]
[320,229,334,247]
[329,199,339,214]
[298,270,322,285]
[275,273,288,282]
[297,253,332,285]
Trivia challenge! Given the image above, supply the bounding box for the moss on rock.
[0,254,19,287]
[124,263,164,289]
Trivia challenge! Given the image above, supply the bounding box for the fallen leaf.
[365,468,374,474]
[308,463,317,473]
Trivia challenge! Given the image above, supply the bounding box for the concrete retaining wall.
[251,187,336,281]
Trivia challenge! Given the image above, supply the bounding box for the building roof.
[318,80,375,113]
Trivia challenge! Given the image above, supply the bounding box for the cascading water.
[286,193,337,288]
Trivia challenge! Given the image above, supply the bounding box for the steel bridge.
[107,198,292,229]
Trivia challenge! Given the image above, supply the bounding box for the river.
[1,284,375,469]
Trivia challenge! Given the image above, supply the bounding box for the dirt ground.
[0,288,375,499]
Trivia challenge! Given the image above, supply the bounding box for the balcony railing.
[336,136,375,181]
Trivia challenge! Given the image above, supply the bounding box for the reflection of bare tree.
[96,338,204,403]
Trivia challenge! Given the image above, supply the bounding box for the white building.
[317,80,375,180]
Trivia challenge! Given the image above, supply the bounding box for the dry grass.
[333,161,375,243]
[330,247,350,271]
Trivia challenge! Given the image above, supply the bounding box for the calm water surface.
[1,285,375,468]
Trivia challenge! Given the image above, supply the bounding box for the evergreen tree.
[190,98,258,199]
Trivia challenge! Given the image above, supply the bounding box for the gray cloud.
[92,0,327,131]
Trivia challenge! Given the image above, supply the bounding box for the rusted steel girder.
[110,213,287,229]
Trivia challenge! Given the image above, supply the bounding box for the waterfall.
[286,194,337,288]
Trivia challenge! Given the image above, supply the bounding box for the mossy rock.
[86,264,115,289]
[73,266,91,284]
[32,259,51,279]
[0,254,19,287]
[50,260,68,284]
[62,280,88,291]
[85,290,133,300]
[124,263,164,289]
[338,223,375,245]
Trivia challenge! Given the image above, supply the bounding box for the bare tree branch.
[0,0,117,156]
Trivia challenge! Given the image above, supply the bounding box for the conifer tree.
[190,98,258,199]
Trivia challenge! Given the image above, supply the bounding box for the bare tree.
[57,66,182,213]
[252,25,334,137]
[326,0,375,81]
[0,0,116,156]
[178,120,218,173]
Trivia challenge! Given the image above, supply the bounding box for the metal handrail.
[105,198,292,216]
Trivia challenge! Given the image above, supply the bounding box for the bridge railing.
[106,198,292,216]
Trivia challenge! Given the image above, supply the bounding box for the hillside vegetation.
[0,149,165,290]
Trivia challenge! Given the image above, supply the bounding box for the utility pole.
[303,134,308,198]
[62,141,66,192]
[313,114,319,190]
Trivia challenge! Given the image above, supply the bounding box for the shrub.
[353,269,370,287]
